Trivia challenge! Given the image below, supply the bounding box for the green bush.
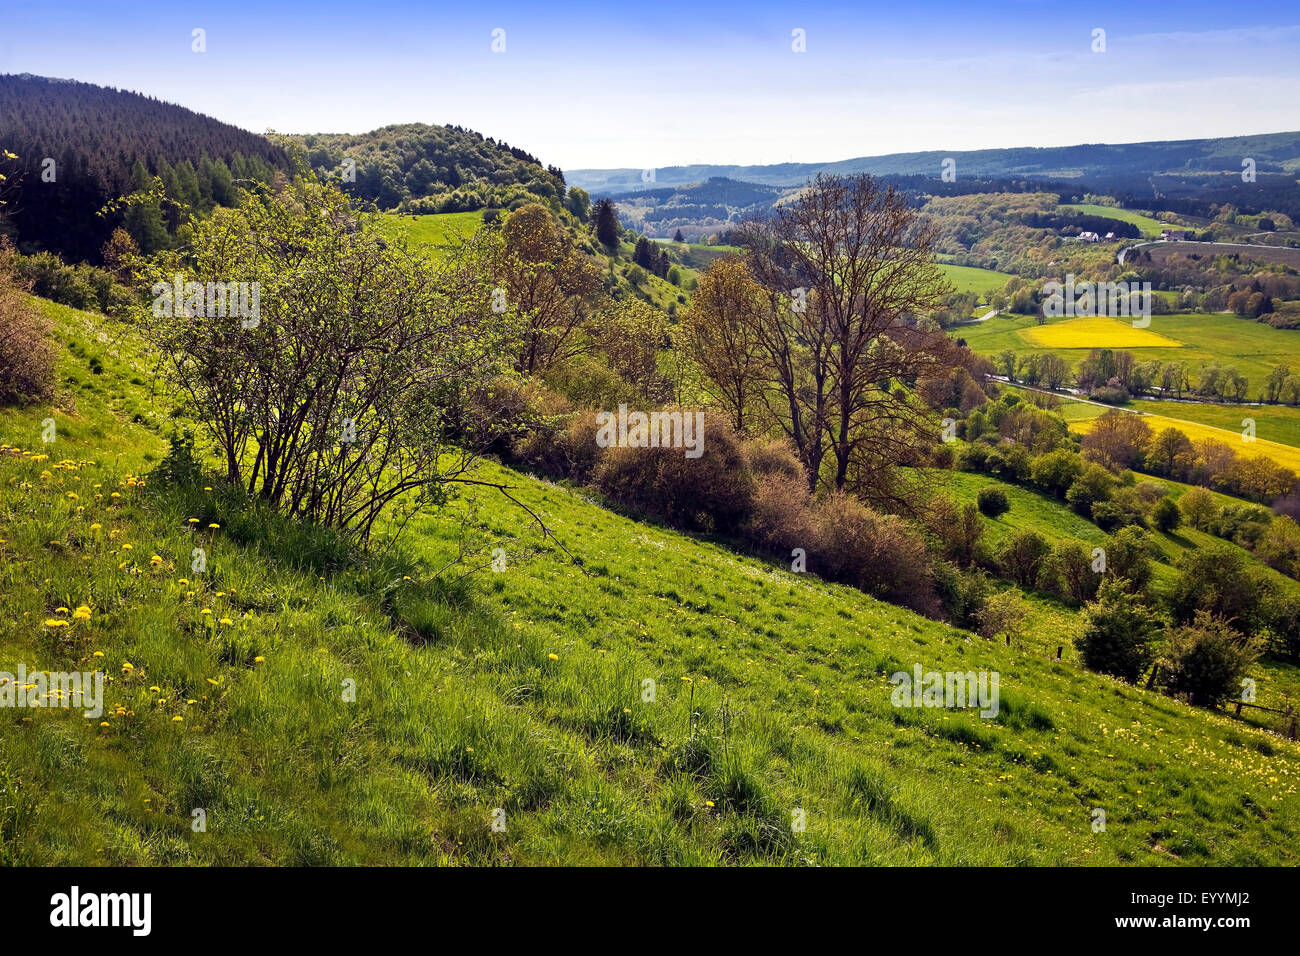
[976,486,1009,518]
[1076,580,1162,682]
[1151,496,1181,532]
[1161,613,1261,707]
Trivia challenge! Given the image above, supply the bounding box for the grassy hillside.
[1060,204,1169,238]
[936,263,1014,298]
[379,211,485,253]
[384,211,691,313]
[2,298,1299,866]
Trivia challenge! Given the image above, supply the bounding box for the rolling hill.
[570,131,1300,195]
[2,295,1298,865]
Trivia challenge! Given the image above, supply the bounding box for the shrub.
[928,497,984,568]
[1255,514,1300,577]
[0,248,55,406]
[976,486,1009,518]
[1076,579,1162,682]
[1261,591,1300,661]
[1043,540,1101,604]
[1151,496,1181,532]
[1030,448,1082,498]
[932,562,990,630]
[744,472,817,556]
[592,410,754,534]
[1161,613,1261,707]
[1101,526,1155,595]
[744,437,803,481]
[1091,486,1147,532]
[1178,486,1216,529]
[1167,544,1264,633]
[957,443,989,473]
[809,492,939,616]
[1066,463,1116,518]
[976,589,1028,641]
[1209,503,1272,549]
[998,530,1050,587]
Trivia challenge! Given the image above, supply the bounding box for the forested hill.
[0,74,287,260]
[288,124,568,215]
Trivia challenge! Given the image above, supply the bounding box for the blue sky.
[3,1,1299,169]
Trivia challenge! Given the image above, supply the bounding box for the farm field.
[1018,386,1300,473]
[962,311,1300,388]
[935,263,1015,298]
[1059,203,1169,238]
[1129,399,1300,449]
[4,297,1300,865]
[1021,317,1182,349]
[1072,408,1300,473]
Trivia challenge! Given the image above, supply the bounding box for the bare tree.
[741,174,955,499]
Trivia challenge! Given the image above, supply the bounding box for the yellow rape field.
[1071,408,1300,473]
[1020,317,1183,349]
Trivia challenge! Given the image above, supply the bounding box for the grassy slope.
[382,212,690,313]
[936,263,1015,298]
[2,299,1298,866]
[1060,204,1169,238]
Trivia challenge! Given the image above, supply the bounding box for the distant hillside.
[602,177,792,239]
[289,124,568,214]
[571,132,1300,194]
[0,74,287,261]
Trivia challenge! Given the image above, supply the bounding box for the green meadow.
[2,298,1298,866]
[1060,204,1170,238]
[378,211,484,257]
[936,263,1015,299]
